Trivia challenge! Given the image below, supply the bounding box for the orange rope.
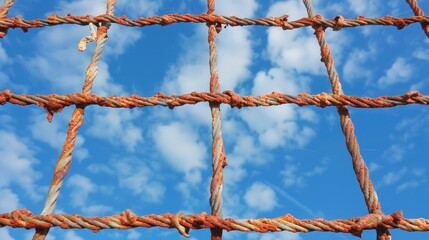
[0,13,427,34]
[0,1,428,240]
[0,90,427,112]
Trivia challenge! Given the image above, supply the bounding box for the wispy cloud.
[0,130,42,200]
[270,184,320,218]
[244,182,277,213]
[343,46,377,84]
[0,228,14,240]
[346,0,380,17]
[378,57,413,88]
[376,167,425,192]
[30,109,89,161]
[247,231,302,240]
[65,174,113,215]
[413,48,429,61]
[87,108,143,152]
[0,188,19,213]
[153,122,207,184]
[64,231,84,240]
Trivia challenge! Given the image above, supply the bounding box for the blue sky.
[1,0,429,240]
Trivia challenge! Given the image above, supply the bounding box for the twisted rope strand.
[0,1,427,239]
[302,0,388,239]
[0,0,15,37]
[2,209,429,236]
[0,90,427,110]
[405,0,429,37]
[207,1,226,240]
[32,2,116,240]
[0,13,427,35]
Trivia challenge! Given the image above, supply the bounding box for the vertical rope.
[405,0,429,37]
[0,0,15,37]
[31,1,115,240]
[207,1,227,240]
[301,1,389,240]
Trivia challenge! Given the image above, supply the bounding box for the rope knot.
[47,14,59,21]
[0,89,11,104]
[334,15,345,31]
[317,92,331,107]
[403,90,421,102]
[194,212,208,227]
[10,209,33,228]
[279,15,293,30]
[350,214,382,238]
[120,209,138,226]
[385,16,407,30]
[223,90,243,108]
[13,16,28,33]
[172,212,190,238]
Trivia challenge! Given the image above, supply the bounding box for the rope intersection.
[0,0,428,240]
[2,209,429,237]
[1,13,429,35]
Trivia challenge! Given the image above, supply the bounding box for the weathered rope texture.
[207,0,227,240]
[0,1,428,240]
[303,0,387,239]
[0,90,428,110]
[2,14,429,33]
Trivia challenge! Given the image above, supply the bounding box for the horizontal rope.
[0,13,424,34]
[0,89,426,114]
[0,209,427,238]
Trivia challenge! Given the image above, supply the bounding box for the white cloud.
[368,162,380,173]
[397,180,421,192]
[0,130,42,200]
[241,106,315,149]
[87,163,115,175]
[66,174,96,208]
[244,182,277,212]
[113,160,165,202]
[30,109,89,161]
[343,46,376,83]
[153,122,207,184]
[127,230,142,240]
[217,0,258,17]
[0,43,9,64]
[413,48,429,61]
[266,1,323,75]
[382,144,406,163]
[81,204,113,215]
[378,58,413,88]
[249,232,302,240]
[0,228,14,240]
[0,188,20,213]
[396,168,425,192]
[379,167,407,187]
[64,231,84,240]
[347,0,380,16]
[65,174,113,214]
[251,68,307,95]
[56,0,105,15]
[87,108,143,152]
[116,0,161,17]
[298,108,319,123]
[281,158,326,188]
[120,167,165,202]
[282,164,304,187]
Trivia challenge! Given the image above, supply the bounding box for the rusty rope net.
[0,0,428,240]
